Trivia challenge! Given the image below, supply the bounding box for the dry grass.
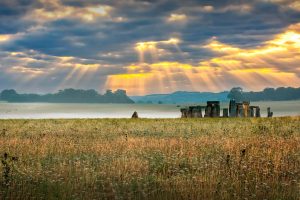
[0,117,299,199]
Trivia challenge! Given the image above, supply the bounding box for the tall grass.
[0,117,299,199]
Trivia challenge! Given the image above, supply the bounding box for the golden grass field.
[0,117,299,199]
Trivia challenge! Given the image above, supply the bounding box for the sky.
[0,0,300,95]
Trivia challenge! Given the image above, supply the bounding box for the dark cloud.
[3,0,297,57]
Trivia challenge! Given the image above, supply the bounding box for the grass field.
[0,117,299,199]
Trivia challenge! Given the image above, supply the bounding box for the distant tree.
[114,89,126,96]
[0,89,19,102]
[0,89,134,103]
[158,101,163,104]
[262,88,275,100]
[113,89,133,103]
[105,89,113,96]
[263,88,275,95]
[227,87,244,102]
[238,87,300,101]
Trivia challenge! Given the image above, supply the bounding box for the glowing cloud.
[200,6,214,12]
[0,35,12,42]
[166,14,188,23]
[107,23,300,95]
[135,38,181,63]
[24,1,112,23]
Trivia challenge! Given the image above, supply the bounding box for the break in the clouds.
[0,0,299,95]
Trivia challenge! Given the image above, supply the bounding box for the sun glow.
[107,23,300,95]
[0,34,12,42]
[135,38,181,63]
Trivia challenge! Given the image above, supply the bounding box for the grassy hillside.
[0,117,299,199]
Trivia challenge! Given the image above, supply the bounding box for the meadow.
[0,117,299,199]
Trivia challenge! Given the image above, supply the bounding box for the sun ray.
[56,58,100,90]
[107,23,300,95]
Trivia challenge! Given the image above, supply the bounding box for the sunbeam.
[107,23,300,95]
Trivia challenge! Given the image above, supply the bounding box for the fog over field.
[0,101,300,119]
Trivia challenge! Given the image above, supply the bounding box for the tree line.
[228,87,300,102]
[0,88,134,103]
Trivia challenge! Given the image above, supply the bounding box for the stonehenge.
[180,100,268,118]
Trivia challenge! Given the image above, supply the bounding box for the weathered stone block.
[223,108,229,117]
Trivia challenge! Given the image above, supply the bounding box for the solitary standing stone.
[267,107,273,117]
[131,111,139,118]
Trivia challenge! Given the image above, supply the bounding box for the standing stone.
[191,107,196,118]
[223,108,229,117]
[197,107,203,118]
[238,104,244,117]
[204,106,211,117]
[243,101,250,117]
[181,106,204,118]
[250,107,254,117]
[131,111,139,118]
[267,107,273,117]
[256,107,261,117]
[206,101,220,117]
[187,108,192,118]
[212,106,218,117]
[215,102,221,117]
[192,107,202,118]
[180,108,188,118]
[229,99,237,117]
[236,104,241,117]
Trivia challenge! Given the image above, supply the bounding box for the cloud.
[23,0,113,23]
[166,13,188,23]
[0,0,299,94]
[218,4,253,13]
[0,34,13,42]
[106,23,300,95]
[261,0,300,11]
[134,37,181,63]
